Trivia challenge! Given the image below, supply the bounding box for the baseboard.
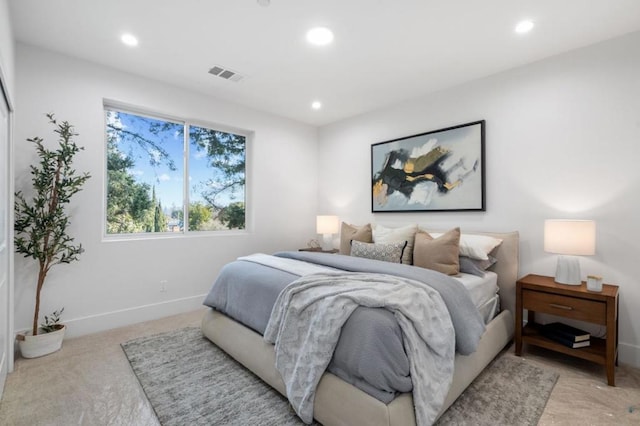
[619,342,640,369]
[54,294,207,339]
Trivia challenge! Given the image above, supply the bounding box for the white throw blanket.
[238,253,338,276]
[263,272,455,426]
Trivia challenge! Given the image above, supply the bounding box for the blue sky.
[109,110,239,211]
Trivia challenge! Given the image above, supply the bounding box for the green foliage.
[105,127,166,234]
[14,114,90,335]
[40,308,64,333]
[187,202,212,231]
[219,202,245,230]
[150,187,168,232]
[106,138,153,233]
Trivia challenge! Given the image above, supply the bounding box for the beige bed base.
[201,231,519,426]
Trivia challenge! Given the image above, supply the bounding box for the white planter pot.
[17,325,66,358]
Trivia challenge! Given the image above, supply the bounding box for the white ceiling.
[9,0,640,126]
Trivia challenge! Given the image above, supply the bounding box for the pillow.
[426,231,502,261]
[459,255,497,277]
[350,240,407,264]
[373,224,418,265]
[413,228,460,275]
[340,222,373,255]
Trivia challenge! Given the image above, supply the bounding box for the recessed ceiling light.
[121,33,139,47]
[257,0,270,6]
[515,20,534,34]
[311,101,322,110]
[306,27,334,46]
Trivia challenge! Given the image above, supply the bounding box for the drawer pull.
[549,303,573,310]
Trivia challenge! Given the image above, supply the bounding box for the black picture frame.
[371,120,485,212]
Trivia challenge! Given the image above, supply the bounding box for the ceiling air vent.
[208,65,244,82]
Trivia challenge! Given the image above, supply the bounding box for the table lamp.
[316,215,339,250]
[544,219,596,285]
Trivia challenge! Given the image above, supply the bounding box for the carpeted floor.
[122,327,557,426]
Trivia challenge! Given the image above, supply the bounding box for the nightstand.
[298,248,339,254]
[515,274,619,386]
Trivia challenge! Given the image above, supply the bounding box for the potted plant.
[14,113,90,358]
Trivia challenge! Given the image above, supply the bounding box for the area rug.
[122,327,558,426]
[434,351,558,425]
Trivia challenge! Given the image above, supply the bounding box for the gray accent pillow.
[373,224,417,265]
[459,255,497,277]
[350,240,407,264]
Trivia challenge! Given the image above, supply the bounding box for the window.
[105,106,246,235]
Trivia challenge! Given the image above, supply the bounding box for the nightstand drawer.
[522,289,606,324]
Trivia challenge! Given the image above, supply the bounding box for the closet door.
[0,89,10,396]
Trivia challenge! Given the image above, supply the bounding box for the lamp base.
[555,255,582,285]
[321,234,334,251]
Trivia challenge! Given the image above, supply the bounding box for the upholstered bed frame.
[201,231,519,425]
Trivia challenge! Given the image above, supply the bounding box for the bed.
[201,230,519,425]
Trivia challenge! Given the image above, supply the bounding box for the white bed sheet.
[454,271,499,323]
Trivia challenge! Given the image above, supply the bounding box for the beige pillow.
[340,222,373,255]
[413,227,461,275]
[373,224,418,265]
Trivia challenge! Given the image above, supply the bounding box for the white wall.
[318,31,640,368]
[14,44,318,337]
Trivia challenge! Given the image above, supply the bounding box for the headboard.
[467,230,519,316]
[425,230,520,315]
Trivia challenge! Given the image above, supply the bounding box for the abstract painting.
[371,120,485,212]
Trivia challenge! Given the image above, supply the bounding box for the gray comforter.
[203,252,485,404]
[265,272,455,425]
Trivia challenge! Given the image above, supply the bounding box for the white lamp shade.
[316,215,339,235]
[544,220,596,256]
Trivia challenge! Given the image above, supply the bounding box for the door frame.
[0,63,15,383]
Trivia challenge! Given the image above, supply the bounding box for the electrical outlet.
[160,280,168,293]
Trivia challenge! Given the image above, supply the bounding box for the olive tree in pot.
[14,114,90,358]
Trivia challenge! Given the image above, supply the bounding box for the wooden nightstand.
[298,248,339,254]
[515,274,619,386]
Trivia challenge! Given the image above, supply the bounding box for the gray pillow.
[459,255,497,277]
[350,240,407,264]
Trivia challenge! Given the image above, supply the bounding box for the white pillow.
[426,231,502,260]
[373,224,418,265]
